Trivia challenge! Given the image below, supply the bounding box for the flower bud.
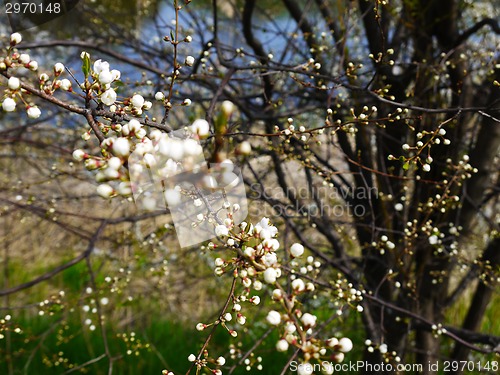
[297,364,313,375]
[93,59,109,74]
[98,70,113,84]
[2,98,16,112]
[216,356,226,366]
[190,119,210,137]
[8,77,20,90]
[290,243,304,257]
[263,267,278,284]
[221,100,235,116]
[215,224,229,237]
[19,54,30,65]
[26,106,41,119]
[101,88,117,106]
[276,339,289,352]
[130,94,145,109]
[72,149,86,161]
[54,62,65,75]
[59,79,72,91]
[96,184,114,198]
[266,310,281,325]
[236,141,251,155]
[300,313,317,327]
[250,295,260,305]
[117,182,132,196]
[338,337,353,352]
[185,55,195,66]
[112,138,130,157]
[111,69,121,81]
[292,278,305,292]
[28,61,38,71]
[155,91,165,101]
[10,32,22,46]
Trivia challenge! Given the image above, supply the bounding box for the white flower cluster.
[1,33,41,118]
[202,214,358,369]
[88,57,121,107]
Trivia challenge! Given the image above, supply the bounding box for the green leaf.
[81,54,90,78]
[403,162,410,171]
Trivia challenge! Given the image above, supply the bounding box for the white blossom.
[216,356,226,366]
[72,150,86,161]
[98,70,113,85]
[19,54,30,64]
[327,337,339,347]
[276,339,289,352]
[28,60,38,71]
[272,289,283,300]
[263,268,278,284]
[131,94,145,109]
[291,278,305,292]
[59,79,72,91]
[112,138,130,157]
[155,91,165,101]
[10,32,22,45]
[54,62,65,74]
[290,243,304,257]
[8,77,20,90]
[190,119,210,137]
[107,157,122,170]
[111,69,121,81]
[266,310,281,325]
[379,343,388,354]
[251,296,260,305]
[117,182,132,195]
[185,56,195,66]
[93,59,109,74]
[27,106,41,119]
[338,337,353,352]
[101,88,117,106]
[128,119,142,133]
[263,252,278,267]
[300,313,317,327]
[1,98,17,113]
[215,224,229,237]
[236,142,251,156]
[97,184,114,198]
[297,363,313,375]
[221,100,235,116]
